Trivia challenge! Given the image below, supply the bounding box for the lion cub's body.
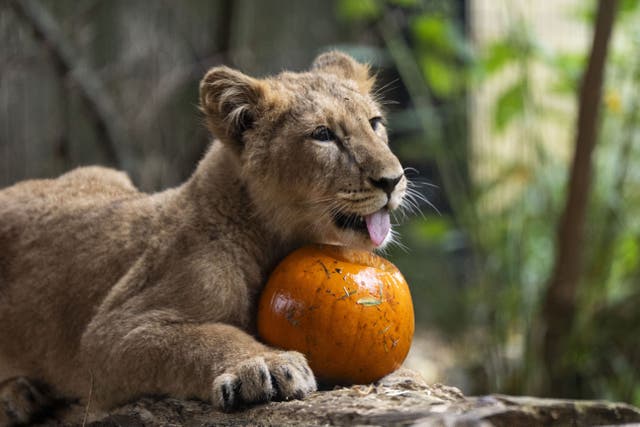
[0,147,278,398]
[0,52,406,423]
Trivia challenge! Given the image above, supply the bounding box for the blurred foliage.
[338,0,640,405]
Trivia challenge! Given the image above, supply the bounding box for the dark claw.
[221,383,233,410]
[270,373,281,398]
[3,401,19,423]
[284,368,293,381]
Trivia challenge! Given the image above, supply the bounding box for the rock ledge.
[42,370,640,426]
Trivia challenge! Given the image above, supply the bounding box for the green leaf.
[421,56,456,97]
[482,40,519,76]
[617,236,639,277]
[337,0,381,21]
[548,52,585,94]
[412,15,454,55]
[416,218,452,243]
[621,0,640,13]
[493,80,527,131]
[480,25,539,78]
[618,0,640,17]
[388,0,418,6]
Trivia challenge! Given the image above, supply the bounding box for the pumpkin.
[257,244,414,385]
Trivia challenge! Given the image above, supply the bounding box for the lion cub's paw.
[211,351,316,411]
[0,377,52,426]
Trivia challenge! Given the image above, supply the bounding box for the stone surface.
[36,369,640,426]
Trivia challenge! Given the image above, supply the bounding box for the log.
[35,369,640,426]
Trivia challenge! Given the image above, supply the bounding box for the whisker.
[407,179,439,190]
[372,78,399,97]
[420,198,440,216]
[406,187,431,204]
[389,229,409,253]
[391,205,407,222]
[300,195,341,207]
[407,194,438,216]
[402,197,425,219]
[403,166,420,176]
[404,177,440,216]
[376,99,400,106]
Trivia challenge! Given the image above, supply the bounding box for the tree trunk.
[540,0,618,395]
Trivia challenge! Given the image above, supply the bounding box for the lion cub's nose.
[369,174,403,198]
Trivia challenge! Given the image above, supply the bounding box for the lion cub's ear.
[199,66,267,149]
[311,51,375,94]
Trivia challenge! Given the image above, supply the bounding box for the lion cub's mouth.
[332,209,390,247]
[333,211,368,233]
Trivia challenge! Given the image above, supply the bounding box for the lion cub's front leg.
[81,313,316,411]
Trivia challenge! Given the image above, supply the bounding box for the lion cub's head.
[199,51,406,249]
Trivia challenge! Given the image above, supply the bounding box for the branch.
[9,0,130,168]
[540,0,618,393]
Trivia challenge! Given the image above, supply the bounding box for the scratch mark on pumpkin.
[379,325,390,335]
[285,308,300,327]
[339,286,358,300]
[316,260,330,279]
[357,297,382,306]
[378,282,385,302]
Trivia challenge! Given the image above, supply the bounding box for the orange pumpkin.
[257,244,414,385]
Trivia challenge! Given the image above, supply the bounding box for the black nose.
[370,174,403,197]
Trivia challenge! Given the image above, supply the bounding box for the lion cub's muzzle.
[332,172,406,247]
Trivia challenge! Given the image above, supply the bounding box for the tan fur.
[0,51,406,419]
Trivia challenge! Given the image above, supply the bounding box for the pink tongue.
[364,209,390,247]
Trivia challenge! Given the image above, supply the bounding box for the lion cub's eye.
[369,117,383,131]
[311,126,336,142]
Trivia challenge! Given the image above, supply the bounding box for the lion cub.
[0,51,406,423]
